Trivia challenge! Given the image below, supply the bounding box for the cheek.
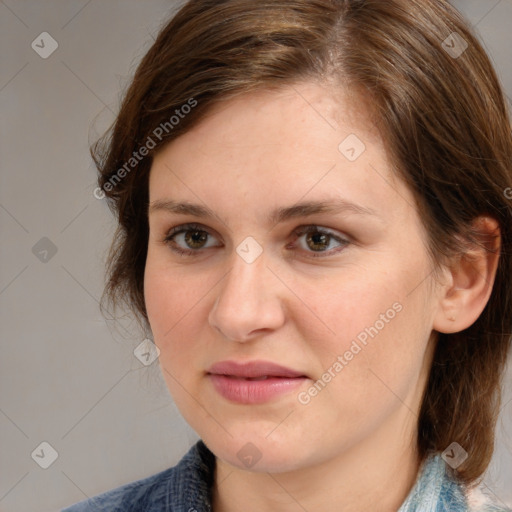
[144,264,208,412]
[298,267,402,349]
[301,264,432,400]
[144,260,203,357]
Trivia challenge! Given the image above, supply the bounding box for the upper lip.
[207,360,306,378]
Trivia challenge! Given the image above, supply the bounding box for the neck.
[211,408,422,512]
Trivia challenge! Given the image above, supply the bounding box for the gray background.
[0,1,511,511]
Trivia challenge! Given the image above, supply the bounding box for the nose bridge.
[209,246,284,341]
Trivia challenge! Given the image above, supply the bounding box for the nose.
[208,250,286,342]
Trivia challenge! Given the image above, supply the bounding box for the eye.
[290,225,350,258]
[162,223,350,258]
[163,223,221,256]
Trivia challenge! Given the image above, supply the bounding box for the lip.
[207,360,308,404]
[207,360,306,378]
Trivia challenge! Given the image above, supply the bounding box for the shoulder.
[399,453,512,512]
[437,472,511,512]
[61,440,215,512]
[465,486,512,512]
[61,465,175,511]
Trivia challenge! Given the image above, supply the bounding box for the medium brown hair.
[92,0,512,485]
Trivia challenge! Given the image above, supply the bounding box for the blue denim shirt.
[62,440,510,512]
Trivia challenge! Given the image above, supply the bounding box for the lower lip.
[208,374,307,404]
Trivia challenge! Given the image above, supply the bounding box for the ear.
[433,216,501,334]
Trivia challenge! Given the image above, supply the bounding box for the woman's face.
[144,82,442,472]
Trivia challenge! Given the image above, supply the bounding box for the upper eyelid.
[164,222,350,246]
[164,222,345,237]
[165,222,220,239]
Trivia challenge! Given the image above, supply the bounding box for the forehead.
[156,82,383,161]
[148,82,414,225]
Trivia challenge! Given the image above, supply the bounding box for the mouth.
[207,359,307,379]
[220,375,275,381]
[206,360,308,404]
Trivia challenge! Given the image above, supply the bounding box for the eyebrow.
[148,198,381,226]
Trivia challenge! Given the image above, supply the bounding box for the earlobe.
[433,216,501,334]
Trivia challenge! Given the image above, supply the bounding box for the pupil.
[185,230,207,248]
[307,232,329,251]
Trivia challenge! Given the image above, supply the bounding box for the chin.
[202,430,311,473]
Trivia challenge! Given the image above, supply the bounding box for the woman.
[63,0,512,510]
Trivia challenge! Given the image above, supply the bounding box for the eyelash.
[162,222,350,258]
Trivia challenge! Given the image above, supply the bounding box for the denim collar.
[63,439,510,511]
[166,439,215,512]
[174,441,508,512]
[398,451,467,512]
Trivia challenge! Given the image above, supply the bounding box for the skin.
[144,81,500,512]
